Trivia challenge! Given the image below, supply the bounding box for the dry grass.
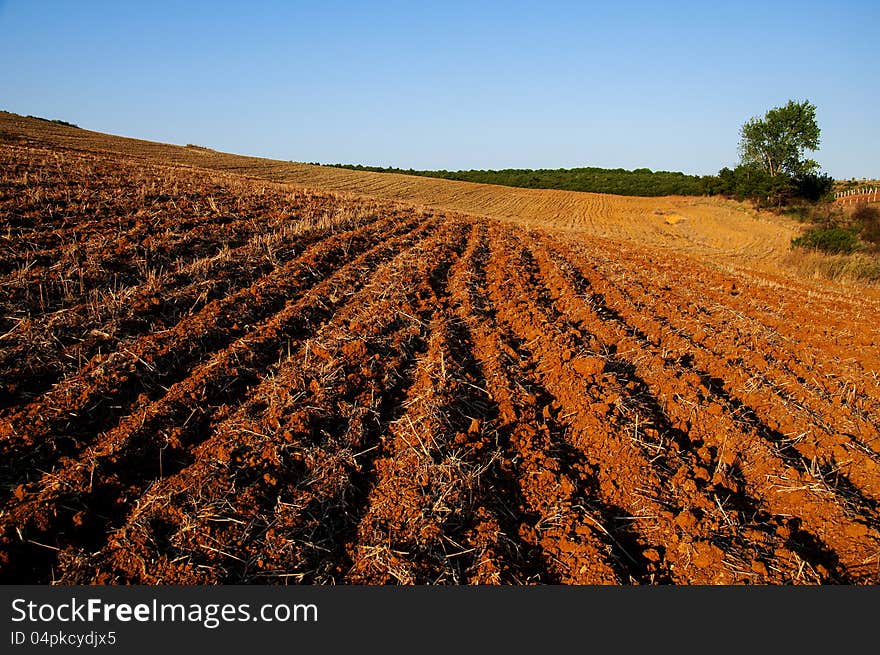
[783,248,880,284]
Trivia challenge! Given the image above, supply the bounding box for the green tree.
[738,100,820,177]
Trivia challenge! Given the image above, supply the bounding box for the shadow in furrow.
[0,216,429,503]
[470,231,664,583]
[261,224,473,583]
[687,361,879,524]
[0,211,381,412]
[219,316,428,583]
[539,245,862,581]
[441,316,559,584]
[0,223,437,582]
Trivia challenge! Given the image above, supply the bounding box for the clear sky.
[1,0,877,178]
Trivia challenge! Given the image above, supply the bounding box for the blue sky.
[1,0,877,178]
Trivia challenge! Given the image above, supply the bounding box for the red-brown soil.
[1,127,879,584]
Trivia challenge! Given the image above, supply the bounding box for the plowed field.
[1,124,879,584]
[1,112,799,265]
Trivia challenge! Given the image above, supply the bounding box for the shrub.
[791,227,861,254]
[793,172,835,202]
[27,115,79,128]
[783,205,812,221]
[853,205,880,246]
[714,167,834,206]
[791,202,845,227]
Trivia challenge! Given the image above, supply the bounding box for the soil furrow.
[480,228,713,580]
[26,220,467,583]
[556,236,880,421]
[0,216,440,578]
[0,211,430,501]
[531,237,880,582]
[0,201,384,411]
[453,226,646,583]
[345,319,469,583]
[541,239,880,511]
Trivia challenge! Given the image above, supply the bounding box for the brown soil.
[1,119,878,584]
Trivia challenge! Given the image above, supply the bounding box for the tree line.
[326,100,834,204]
[326,163,715,196]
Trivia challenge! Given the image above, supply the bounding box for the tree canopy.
[738,100,820,178]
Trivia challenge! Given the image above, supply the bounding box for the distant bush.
[782,205,812,222]
[792,227,861,254]
[785,201,845,227]
[793,173,835,202]
[711,166,836,207]
[27,115,79,128]
[854,205,880,246]
[712,165,790,205]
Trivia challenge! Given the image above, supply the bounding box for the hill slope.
[1,112,799,265]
